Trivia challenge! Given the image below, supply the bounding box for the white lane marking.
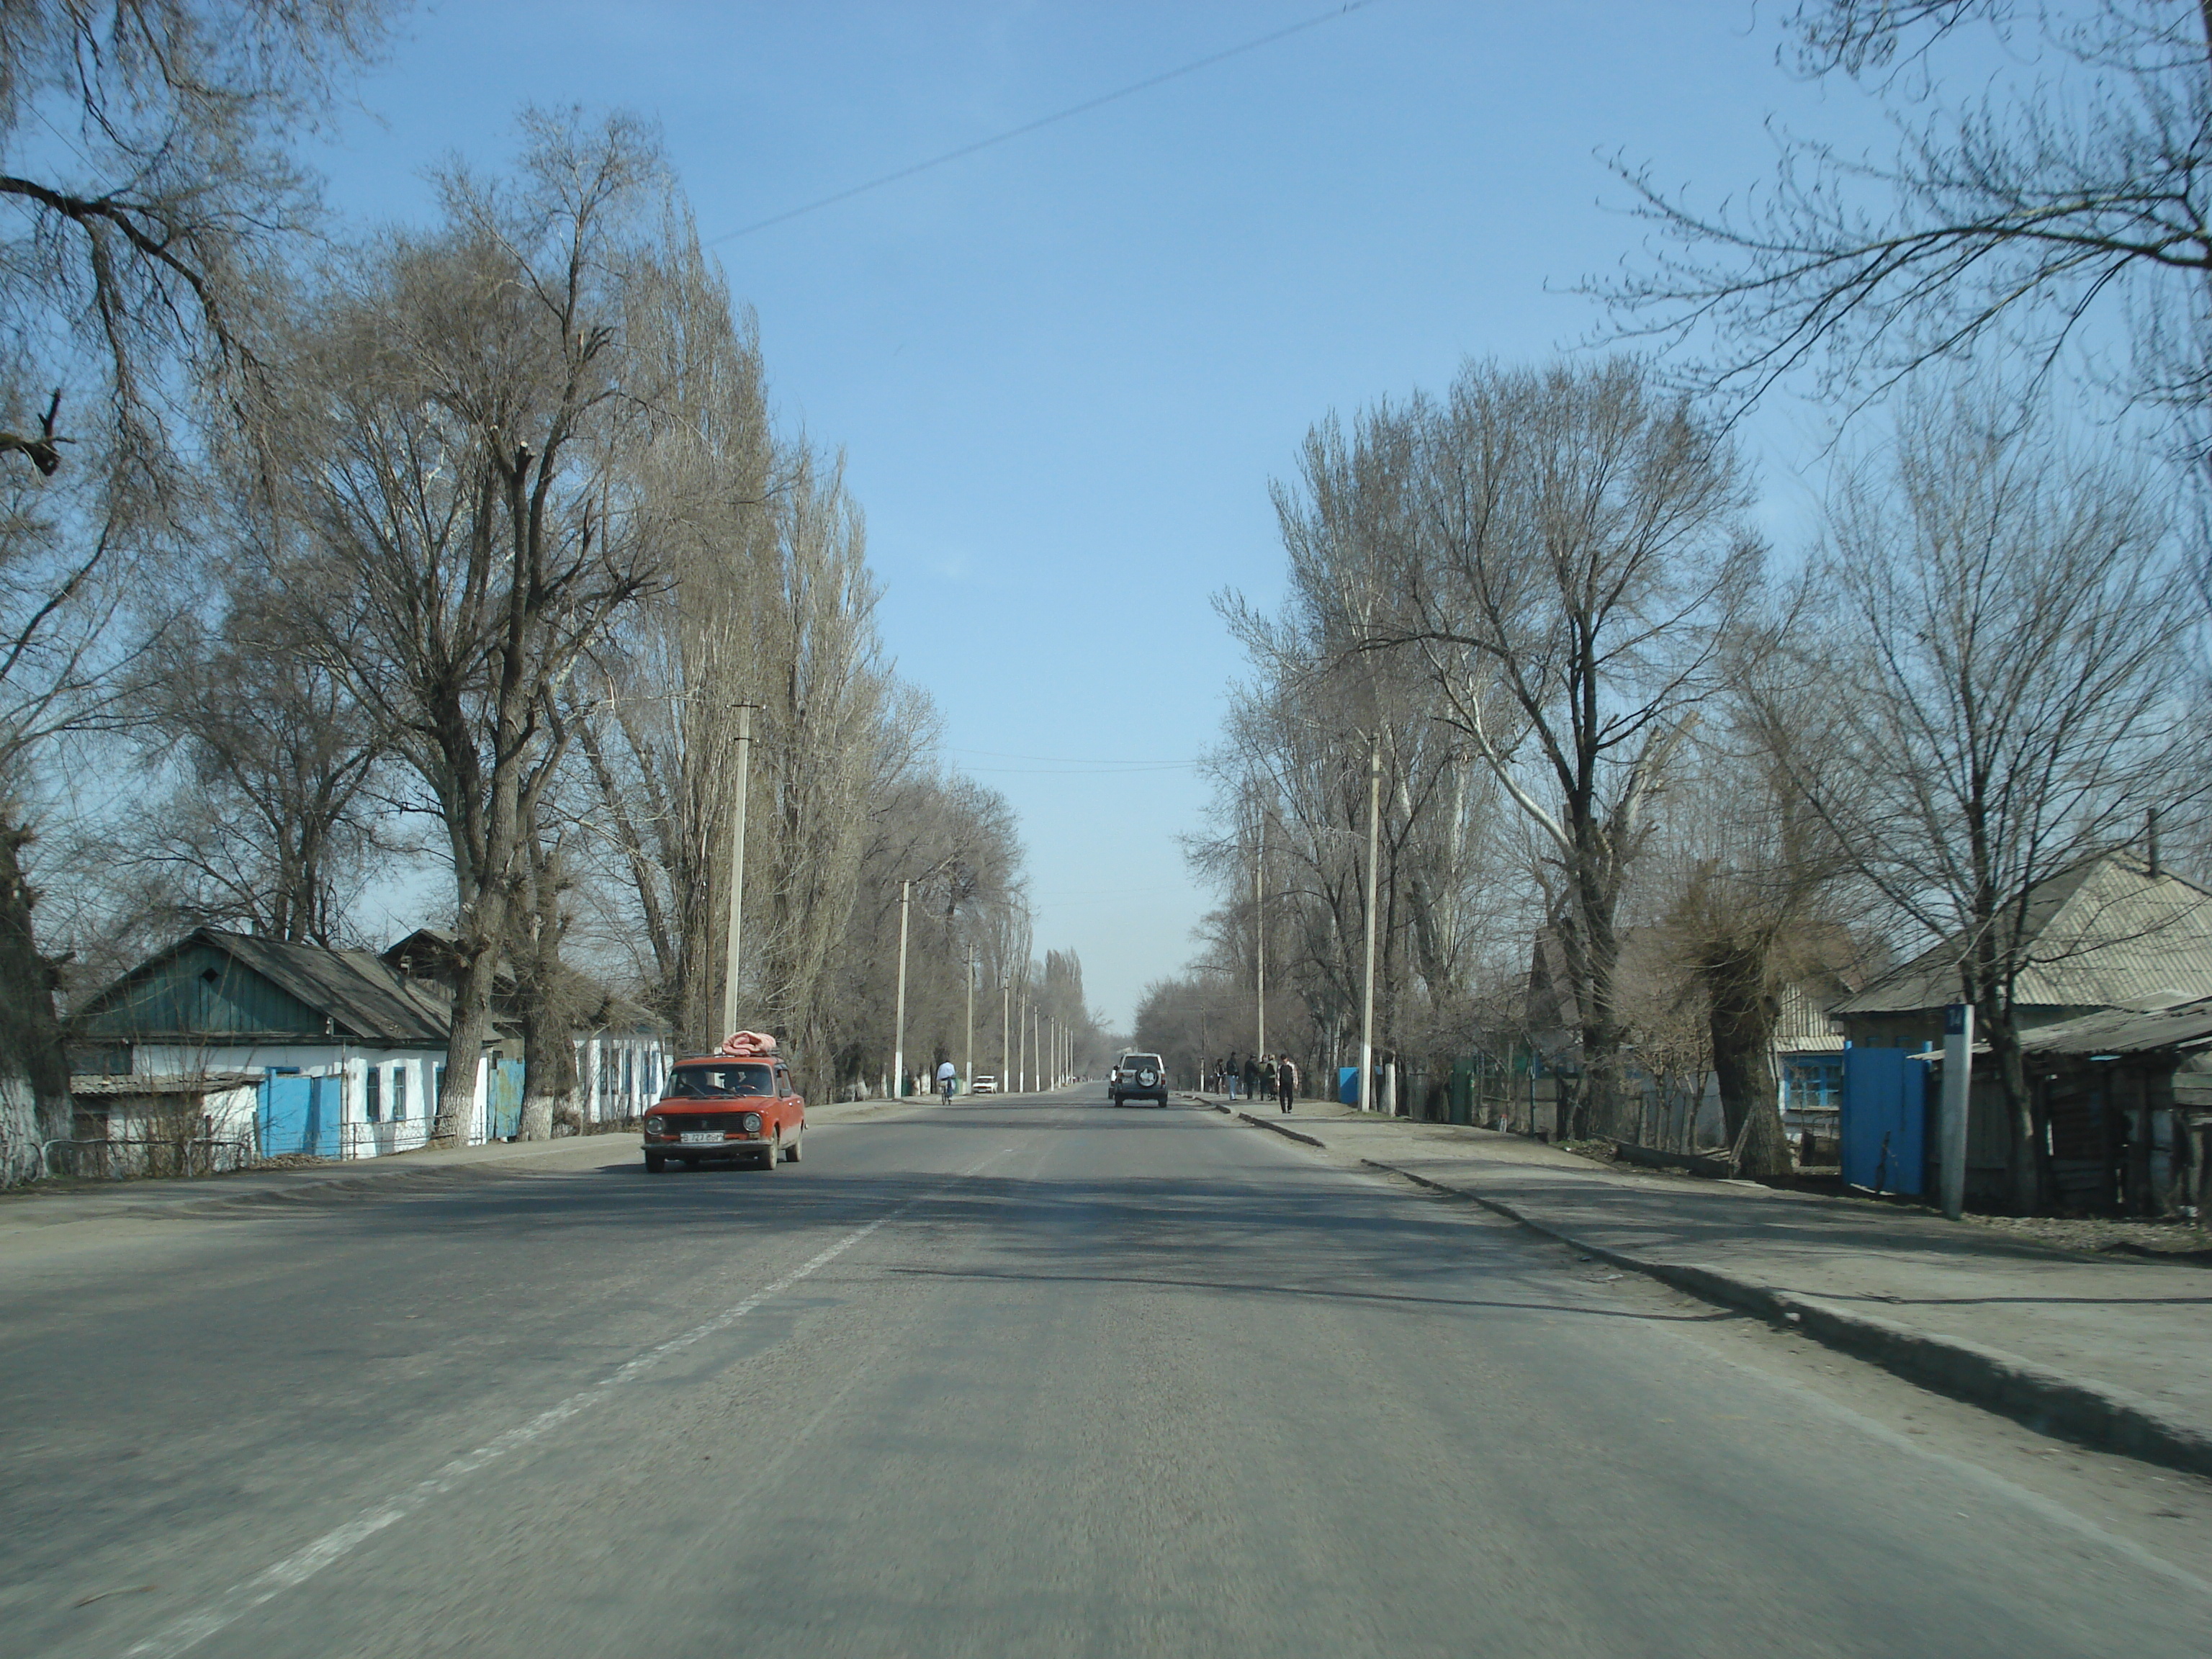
[122,1147,1015,1659]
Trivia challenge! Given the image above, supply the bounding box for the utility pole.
[891,879,911,1100]
[1002,980,1010,1092]
[1358,735,1380,1114]
[964,944,974,1094]
[1254,808,1267,1063]
[719,704,755,1042]
[1940,1002,1974,1220]
[1017,978,1028,1093]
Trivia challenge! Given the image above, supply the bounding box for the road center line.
[121,1146,1017,1659]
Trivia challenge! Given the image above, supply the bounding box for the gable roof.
[73,928,457,1046]
[1834,855,2212,1018]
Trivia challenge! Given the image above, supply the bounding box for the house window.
[392,1065,408,1121]
[366,1067,382,1123]
[432,1065,444,1121]
[1784,1056,1844,1112]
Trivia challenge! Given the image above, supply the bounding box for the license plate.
[678,1131,724,1145]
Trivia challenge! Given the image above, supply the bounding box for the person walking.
[1258,1053,1277,1105]
[1241,1052,1259,1102]
[1276,1054,1298,1114]
[1226,1051,1241,1100]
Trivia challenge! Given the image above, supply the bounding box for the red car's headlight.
[740,1112,762,1133]
[644,1115,667,1135]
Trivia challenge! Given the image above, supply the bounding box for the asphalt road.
[4,1089,2210,1658]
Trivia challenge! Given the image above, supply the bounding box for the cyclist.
[936,1059,958,1104]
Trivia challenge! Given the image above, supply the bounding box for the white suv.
[1109,1053,1168,1108]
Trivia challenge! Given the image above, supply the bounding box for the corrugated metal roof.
[73,929,457,1045]
[1833,855,2212,1017]
[214,930,455,1043]
[2018,996,2212,1056]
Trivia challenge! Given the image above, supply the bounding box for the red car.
[642,1054,806,1172]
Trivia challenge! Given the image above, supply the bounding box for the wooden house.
[70,928,509,1159]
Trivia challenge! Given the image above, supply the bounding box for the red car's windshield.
[666,1063,773,1098]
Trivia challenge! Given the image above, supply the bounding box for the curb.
[1355,1154,2212,1480]
[1236,1110,1327,1149]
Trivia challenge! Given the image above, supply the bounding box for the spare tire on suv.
[1108,1053,1169,1108]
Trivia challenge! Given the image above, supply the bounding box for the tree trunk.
[1984,1008,2040,1214]
[1574,886,1629,1142]
[1707,963,1791,1179]
[431,931,503,1147]
[0,822,69,1185]
[518,1004,577,1141]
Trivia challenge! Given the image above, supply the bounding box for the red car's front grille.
[655,1112,756,1133]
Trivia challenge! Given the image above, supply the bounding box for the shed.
[63,1071,264,1179]
[2015,996,2212,1216]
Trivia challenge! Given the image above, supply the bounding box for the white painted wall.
[130,1044,490,1158]
[575,1033,669,1125]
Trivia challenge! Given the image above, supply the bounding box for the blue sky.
[323,1,1905,1027]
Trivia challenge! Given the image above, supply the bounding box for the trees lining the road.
[1200,360,1766,1143]
[0,59,1079,1175]
[1187,357,2200,1192]
[1172,1,2212,1201]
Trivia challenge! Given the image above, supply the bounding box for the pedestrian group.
[1211,1051,1300,1112]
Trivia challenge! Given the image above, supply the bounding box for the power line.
[949,746,1194,768]
[706,1,1387,246]
[959,763,1197,775]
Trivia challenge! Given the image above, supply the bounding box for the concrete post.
[891,879,911,1099]
[1941,1002,1974,1220]
[719,704,753,1043]
[1358,737,1380,1113]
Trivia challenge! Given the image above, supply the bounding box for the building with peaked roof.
[68,927,670,1159]
[1830,854,2212,1049]
[67,927,498,1159]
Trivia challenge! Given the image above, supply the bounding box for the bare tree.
[1601,3,2212,424]
[265,112,674,1146]
[99,577,394,945]
[0,1,395,1181]
[1375,359,1758,1138]
[1644,718,1863,1175]
[1208,406,1527,1115]
[2,0,396,474]
[1750,381,2198,1209]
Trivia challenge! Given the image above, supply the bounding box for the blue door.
[1840,1048,1927,1195]
[258,1074,343,1159]
[486,1059,524,1141]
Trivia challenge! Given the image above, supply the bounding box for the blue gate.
[1840,1048,1927,1195]
[485,1058,524,1141]
[258,1074,343,1160]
